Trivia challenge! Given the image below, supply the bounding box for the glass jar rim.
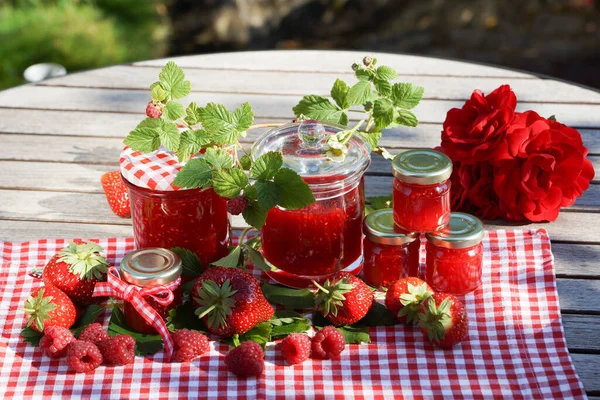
[392,149,452,185]
[425,212,484,249]
[120,248,182,287]
[363,209,419,245]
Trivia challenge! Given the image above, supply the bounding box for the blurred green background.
[1,0,599,90]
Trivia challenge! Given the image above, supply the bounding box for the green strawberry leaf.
[346,80,372,106]
[376,65,398,81]
[163,101,185,121]
[211,245,243,268]
[250,151,283,181]
[20,326,43,346]
[353,302,400,327]
[240,154,252,170]
[270,316,311,339]
[151,83,168,102]
[242,244,271,272]
[330,79,350,109]
[124,123,161,153]
[355,68,372,81]
[242,200,268,229]
[173,158,214,189]
[223,321,272,349]
[373,98,395,129]
[292,95,347,125]
[396,109,419,127]
[338,325,371,344]
[367,195,392,210]
[204,148,233,170]
[198,103,233,134]
[255,180,281,211]
[176,129,206,163]
[159,61,191,100]
[274,168,315,210]
[262,283,316,309]
[171,247,203,277]
[108,307,163,356]
[184,102,201,126]
[232,102,254,134]
[166,302,209,332]
[356,130,381,150]
[391,83,424,110]
[212,168,249,198]
[158,120,181,152]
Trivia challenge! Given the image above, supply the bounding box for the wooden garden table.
[0,50,598,397]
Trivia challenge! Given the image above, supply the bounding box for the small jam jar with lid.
[362,209,420,288]
[392,149,452,233]
[120,146,230,267]
[425,212,484,295]
[120,248,183,334]
[252,121,371,288]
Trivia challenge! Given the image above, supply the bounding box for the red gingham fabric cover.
[120,146,187,191]
[0,229,586,399]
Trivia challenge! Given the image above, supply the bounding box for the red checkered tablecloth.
[0,229,586,399]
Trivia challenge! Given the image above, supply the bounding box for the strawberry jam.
[124,179,229,267]
[362,209,420,288]
[392,150,452,233]
[425,212,484,295]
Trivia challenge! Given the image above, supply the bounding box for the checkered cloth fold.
[0,229,586,399]
[120,146,185,191]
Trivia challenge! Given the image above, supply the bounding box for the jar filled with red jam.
[252,121,371,288]
[120,248,183,334]
[425,212,484,295]
[362,209,420,288]
[392,149,452,233]
[120,147,229,267]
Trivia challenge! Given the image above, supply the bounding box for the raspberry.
[226,196,247,215]
[311,326,345,359]
[224,341,264,377]
[97,334,136,365]
[280,334,311,365]
[145,102,162,119]
[66,340,103,372]
[39,326,75,358]
[172,329,210,362]
[79,323,110,345]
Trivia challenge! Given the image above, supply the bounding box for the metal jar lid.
[392,149,452,185]
[425,212,484,249]
[120,248,182,287]
[363,209,419,246]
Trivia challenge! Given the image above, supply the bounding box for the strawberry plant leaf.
[124,124,161,153]
[242,244,271,272]
[151,83,168,102]
[346,80,372,106]
[212,245,243,268]
[274,168,315,210]
[166,302,208,332]
[270,317,310,339]
[250,151,283,181]
[20,326,43,346]
[223,321,272,349]
[240,154,252,170]
[108,307,163,356]
[212,168,249,198]
[338,325,371,344]
[374,78,392,97]
[262,283,316,309]
[292,95,347,125]
[255,180,281,211]
[391,83,424,110]
[242,199,268,228]
[177,129,206,163]
[163,101,185,121]
[159,61,191,100]
[171,247,203,277]
[185,102,201,125]
[376,65,398,81]
[232,102,254,134]
[204,148,233,170]
[198,103,233,135]
[356,130,381,150]
[173,158,214,189]
[353,302,400,327]
[396,109,419,127]
[330,79,350,109]
[355,68,372,81]
[373,98,395,129]
[158,120,181,152]
[367,195,392,210]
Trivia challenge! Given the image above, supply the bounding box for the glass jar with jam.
[120,248,183,334]
[252,121,371,288]
[362,209,420,288]
[392,149,452,233]
[425,212,484,295]
[121,147,230,267]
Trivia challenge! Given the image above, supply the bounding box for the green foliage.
[0,0,167,89]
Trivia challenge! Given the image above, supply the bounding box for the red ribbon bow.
[93,267,181,360]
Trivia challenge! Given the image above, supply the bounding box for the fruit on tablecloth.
[66,340,103,372]
[23,286,77,333]
[226,195,248,215]
[192,267,274,337]
[43,241,109,306]
[100,171,131,218]
[385,277,434,325]
[224,340,265,377]
[79,322,110,345]
[145,102,163,119]
[98,334,136,366]
[39,326,75,358]
[280,333,312,365]
[419,292,468,348]
[311,326,345,359]
[172,329,210,362]
[314,272,374,326]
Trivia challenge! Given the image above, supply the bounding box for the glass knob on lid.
[120,248,182,287]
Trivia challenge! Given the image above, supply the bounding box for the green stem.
[312,280,329,294]
[365,113,374,133]
[239,227,256,243]
[196,304,216,319]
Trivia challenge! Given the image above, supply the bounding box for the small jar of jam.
[121,147,230,267]
[362,209,420,288]
[252,121,371,288]
[392,149,452,233]
[120,248,183,334]
[425,212,484,295]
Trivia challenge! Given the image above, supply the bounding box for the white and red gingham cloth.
[120,146,185,191]
[0,229,586,399]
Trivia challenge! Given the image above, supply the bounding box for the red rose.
[450,161,503,220]
[441,85,517,164]
[494,112,595,222]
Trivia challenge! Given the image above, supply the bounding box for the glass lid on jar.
[426,212,484,249]
[364,209,419,245]
[251,120,371,182]
[392,149,452,185]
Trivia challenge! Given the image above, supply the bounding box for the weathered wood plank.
[572,353,600,393]
[132,50,536,78]
[3,86,600,127]
[553,243,600,278]
[557,279,600,313]
[39,65,600,103]
[563,314,600,351]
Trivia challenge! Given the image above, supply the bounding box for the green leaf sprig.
[293,56,424,161]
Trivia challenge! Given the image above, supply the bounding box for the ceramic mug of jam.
[392,149,452,233]
[252,121,371,288]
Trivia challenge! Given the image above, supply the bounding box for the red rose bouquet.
[439,85,595,222]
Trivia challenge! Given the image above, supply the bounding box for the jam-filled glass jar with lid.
[392,149,452,233]
[120,146,230,267]
[120,248,183,334]
[425,212,484,295]
[252,121,371,288]
[362,209,420,288]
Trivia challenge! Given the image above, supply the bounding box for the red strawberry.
[314,272,373,326]
[23,286,77,333]
[192,267,274,337]
[418,292,469,348]
[100,171,131,218]
[43,241,109,306]
[385,277,433,325]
